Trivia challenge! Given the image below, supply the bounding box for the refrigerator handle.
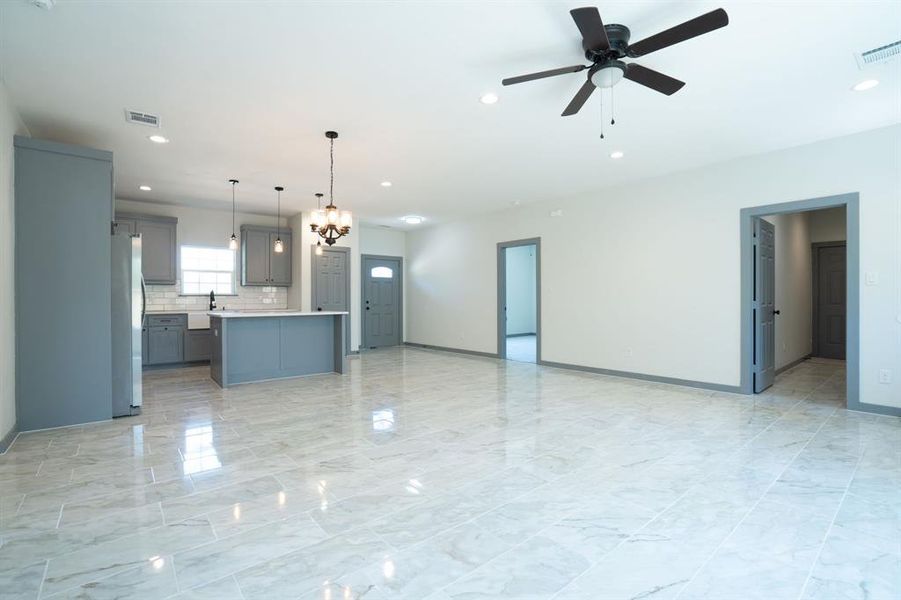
[140,275,146,326]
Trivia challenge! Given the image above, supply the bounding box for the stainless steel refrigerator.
[111,233,144,416]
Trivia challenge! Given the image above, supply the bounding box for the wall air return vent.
[856,40,901,69]
[125,110,160,128]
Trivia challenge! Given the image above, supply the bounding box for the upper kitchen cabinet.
[115,213,178,284]
[241,225,292,286]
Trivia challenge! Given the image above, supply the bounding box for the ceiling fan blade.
[624,63,685,95]
[627,8,728,57]
[502,65,587,86]
[561,79,596,116]
[570,7,610,52]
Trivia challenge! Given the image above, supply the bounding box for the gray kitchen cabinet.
[148,326,184,364]
[269,231,292,285]
[116,213,178,284]
[14,136,114,430]
[242,227,271,286]
[185,329,211,362]
[241,225,292,286]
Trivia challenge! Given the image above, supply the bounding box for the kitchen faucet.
[209,290,216,311]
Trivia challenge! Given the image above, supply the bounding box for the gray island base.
[209,311,348,388]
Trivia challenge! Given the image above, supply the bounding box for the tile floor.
[0,350,898,599]
[505,335,537,363]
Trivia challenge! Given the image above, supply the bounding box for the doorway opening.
[740,194,859,410]
[497,238,540,363]
[362,254,403,348]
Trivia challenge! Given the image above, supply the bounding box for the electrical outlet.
[865,271,880,286]
[879,369,892,384]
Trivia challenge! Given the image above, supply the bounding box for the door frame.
[361,254,404,348]
[812,241,847,359]
[496,238,541,362]
[311,245,351,350]
[739,193,860,410]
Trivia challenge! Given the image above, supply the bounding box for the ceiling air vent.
[125,110,160,128]
[856,40,901,69]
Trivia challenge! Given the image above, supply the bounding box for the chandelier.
[310,130,352,245]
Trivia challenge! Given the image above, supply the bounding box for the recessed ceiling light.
[401,215,424,225]
[148,135,169,144]
[610,150,624,159]
[479,93,499,105]
[381,181,392,187]
[852,79,879,92]
[139,185,152,191]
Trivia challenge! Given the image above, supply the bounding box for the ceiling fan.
[503,6,729,117]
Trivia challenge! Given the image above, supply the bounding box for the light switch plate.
[865,271,879,286]
[879,369,892,384]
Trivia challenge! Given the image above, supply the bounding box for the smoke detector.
[855,40,901,69]
[125,110,161,128]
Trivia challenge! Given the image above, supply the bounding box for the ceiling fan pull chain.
[611,87,616,125]
[599,93,605,139]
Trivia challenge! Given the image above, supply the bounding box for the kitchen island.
[208,311,347,388]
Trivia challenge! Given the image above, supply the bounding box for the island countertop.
[209,310,348,318]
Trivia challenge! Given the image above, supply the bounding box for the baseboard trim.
[847,402,901,417]
[404,342,499,359]
[506,332,536,338]
[538,359,742,394]
[776,354,812,375]
[0,423,18,454]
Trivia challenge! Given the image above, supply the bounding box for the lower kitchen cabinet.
[143,314,211,366]
[148,326,184,365]
[185,329,211,362]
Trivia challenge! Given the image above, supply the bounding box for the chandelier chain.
[329,137,335,204]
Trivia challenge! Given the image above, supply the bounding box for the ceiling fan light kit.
[503,5,729,136]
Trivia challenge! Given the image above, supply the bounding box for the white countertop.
[208,310,348,318]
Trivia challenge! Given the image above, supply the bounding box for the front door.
[753,218,776,393]
[362,256,401,348]
[814,243,846,359]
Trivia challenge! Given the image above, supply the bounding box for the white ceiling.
[2,0,899,227]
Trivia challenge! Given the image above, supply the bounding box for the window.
[371,266,393,279]
[181,246,236,295]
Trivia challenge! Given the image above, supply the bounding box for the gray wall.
[505,244,537,335]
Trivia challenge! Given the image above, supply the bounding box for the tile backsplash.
[145,283,287,313]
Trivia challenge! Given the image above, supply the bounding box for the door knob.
[366,307,370,310]
[773,310,781,315]
[317,307,322,311]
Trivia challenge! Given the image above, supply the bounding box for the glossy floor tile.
[505,335,536,364]
[0,351,897,599]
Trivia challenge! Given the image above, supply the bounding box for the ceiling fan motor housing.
[584,23,631,61]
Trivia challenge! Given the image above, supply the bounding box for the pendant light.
[227,179,239,250]
[313,193,324,255]
[273,186,284,253]
[310,131,352,245]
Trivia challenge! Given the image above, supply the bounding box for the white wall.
[359,226,406,257]
[810,206,847,242]
[115,200,289,312]
[406,124,901,409]
[0,81,28,445]
[505,244,537,335]
[764,212,812,370]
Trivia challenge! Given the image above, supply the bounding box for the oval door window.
[371,266,393,278]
